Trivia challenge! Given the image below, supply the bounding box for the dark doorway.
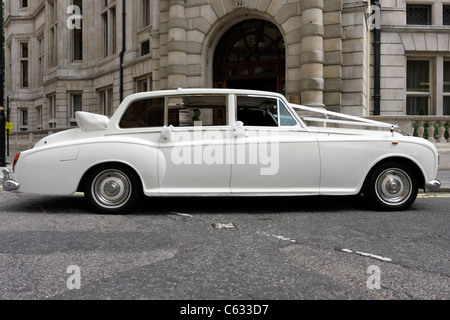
[227,78,277,92]
[213,19,286,95]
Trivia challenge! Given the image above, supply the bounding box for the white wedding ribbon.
[233,121,248,137]
[161,125,175,139]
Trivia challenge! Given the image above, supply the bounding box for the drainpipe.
[0,2,5,167]
[373,0,381,116]
[119,0,126,102]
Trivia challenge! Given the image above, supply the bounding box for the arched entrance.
[213,19,286,95]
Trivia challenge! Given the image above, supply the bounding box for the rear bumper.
[2,169,20,192]
[425,179,441,193]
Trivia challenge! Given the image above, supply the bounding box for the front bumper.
[425,179,441,193]
[2,169,20,192]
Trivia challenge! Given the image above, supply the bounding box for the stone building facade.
[3,0,450,134]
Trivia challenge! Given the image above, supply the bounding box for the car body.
[3,88,441,213]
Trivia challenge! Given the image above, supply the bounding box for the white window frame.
[19,108,29,131]
[142,0,151,29]
[48,0,58,68]
[71,0,83,61]
[38,34,44,86]
[69,92,83,123]
[136,75,152,93]
[20,42,29,88]
[406,58,432,115]
[48,93,57,128]
[101,1,117,57]
[443,59,450,115]
[99,87,114,117]
[36,106,44,130]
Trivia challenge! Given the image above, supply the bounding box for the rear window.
[120,97,165,128]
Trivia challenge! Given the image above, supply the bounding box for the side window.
[236,96,279,127]
[120,97,165,128]
[167,95,227,127]
[278,100,298,126]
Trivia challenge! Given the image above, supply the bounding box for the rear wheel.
[84,165,142,214]
[365,162,418,211]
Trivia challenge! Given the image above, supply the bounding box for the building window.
[102,12,108,57]
[20,109,29,131]
[48,94,57,128]
[70,93,83,119]
[406,5,431,25]
[49,0,58,68]
[444,61,450,115]
[143,0,151,28]
[99,88,113,116]
[38,35,44,85]
[406,60,430,115]
[36,106,44,130]
[136,76,151,93]
[141,40,150,56]
[20,0,28,8]
[101,1,117,57]
[111,6,117,55]
[444,6,450,25]
[20,42,29,88]
[69,93,83,126]
[6,44,11,93]
[72,0,83,61]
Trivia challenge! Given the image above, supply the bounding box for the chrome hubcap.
[376,169,412,205]
[92,170,132,208]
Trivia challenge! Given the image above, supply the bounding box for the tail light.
[12,153,21,171]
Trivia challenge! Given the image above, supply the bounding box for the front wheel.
[84,165,143,214]
[364,162,418,211]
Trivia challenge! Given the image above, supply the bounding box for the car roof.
[125,88,285,100]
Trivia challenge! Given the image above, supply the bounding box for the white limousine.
[3,89,441,214]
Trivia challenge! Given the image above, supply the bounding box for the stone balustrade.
[366,116,449,143]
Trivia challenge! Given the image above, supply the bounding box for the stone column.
[167,0,187,89]
[300,0,324,108]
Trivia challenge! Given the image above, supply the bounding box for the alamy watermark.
[366,5,381,30]
[67,5,82,30]
[366,265,381,290]
[165,126,280,176]
[66,265,81,290]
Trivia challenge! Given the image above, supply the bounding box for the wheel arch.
[77,161,145,193]
[362,156,426,193]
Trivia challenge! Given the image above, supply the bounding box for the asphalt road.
[0,190,449,305]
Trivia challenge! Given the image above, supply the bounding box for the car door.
[230,95,320,194]
[157,94,232,194]
[118,96,166,194]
